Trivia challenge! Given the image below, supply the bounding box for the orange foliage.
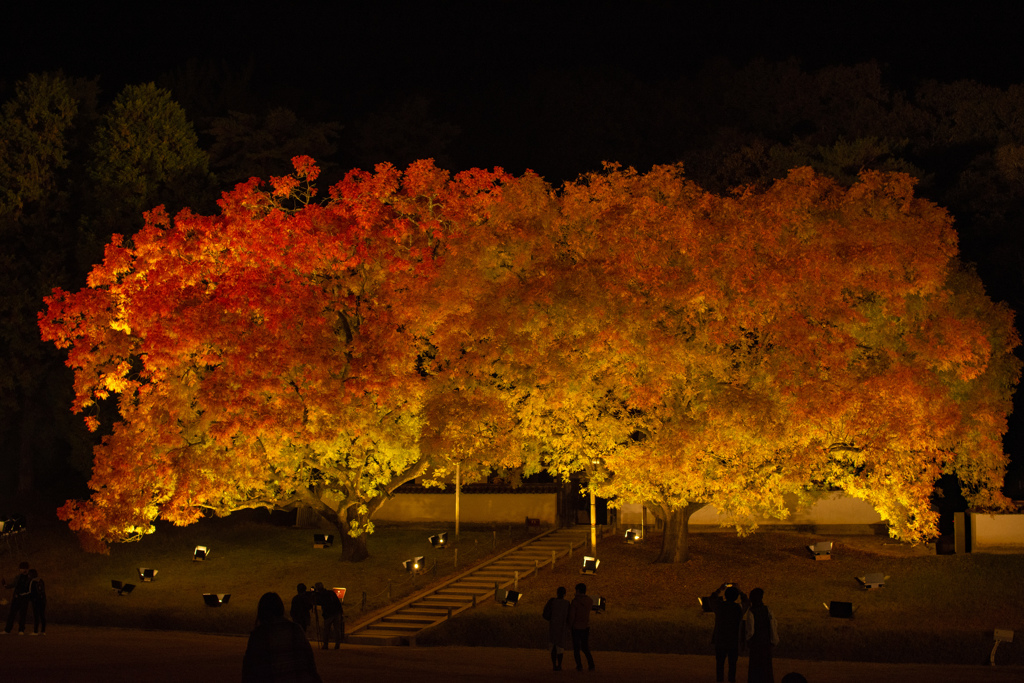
[40,158,1019,556]
[466,164,1019,550]
[39,157,520,552]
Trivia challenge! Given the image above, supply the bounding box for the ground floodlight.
[856,572,889,590]
[203,593,231,607]
[137,568,158,582]
[193,545,210,561]
[592,597,607,613]
[111,580,136,596]
[581,556,600,574]
[991,629,1014,666]
[313,533,334,549]
[698,595,717,613]
[808,541,832,560]
[624,529,641,544]
[502,589,521,606]
[403,556,425,573]
[824,601,854,618]
[429,532,448,549]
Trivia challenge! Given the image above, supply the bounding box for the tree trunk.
[338,505,371,562]
[654,502,705,563]
[298,488,371,562]
[339,533,369,561]
[17,409,35,493]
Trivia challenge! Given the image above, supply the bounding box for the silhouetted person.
[290,583,314,635]
[28,568,46,635]
[242,592,322,683]
[313,582,343,650]
[542,586,571,670]
[567,582,595,671]
[2,561,31,634]
[745,587,779,683]
[711,583,748,682]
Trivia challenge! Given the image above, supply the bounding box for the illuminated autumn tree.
[39,156,517,559]
[492,164,1019,562]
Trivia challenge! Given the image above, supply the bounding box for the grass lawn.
[3,501,1022,666]
[1,503,538,635]
[419,527,1024,666]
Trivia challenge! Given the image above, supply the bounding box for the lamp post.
[589,456,602,553]
[455,461,461,540]
[590,487,597,552]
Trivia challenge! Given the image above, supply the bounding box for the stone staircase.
[346,527,592,645]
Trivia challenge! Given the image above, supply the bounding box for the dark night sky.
[6,1,1024,185]
[5,2,1024,105]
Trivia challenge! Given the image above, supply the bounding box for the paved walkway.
[1,626,1020,682]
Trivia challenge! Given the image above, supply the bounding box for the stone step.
[345,527,590,646]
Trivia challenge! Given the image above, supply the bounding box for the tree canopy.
[40,158,1019,561]
[39,157,524,557]
[444,163,1021,561]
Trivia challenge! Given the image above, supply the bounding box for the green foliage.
[0,72,77,220]
[88,82,215,232]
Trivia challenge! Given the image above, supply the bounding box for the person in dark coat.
[2,561,32,634]
[711,583,748,682]
[290,583,313,636]
[242,592,322,683]
[567,582,595,671]
[744,587,779,683]
[542,586,571,670]
[313,582,343,650]
[28,568,46,635]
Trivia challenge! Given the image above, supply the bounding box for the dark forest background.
[3,2,1024,522]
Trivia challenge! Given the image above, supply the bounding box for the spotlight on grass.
[808,541,832,560]
[991,629,1014,666]
[137,568,158,582]
[698,595,717,613]
[592,596,607,613]
[502,589,521,606]
[193,545,210,561]
[428,532,448,549]
[824,600,854,618]
[313,534,334,549]
[581,556,600,575]
[111,580,135,596]
[202,593,230,607]
[856,572,889,590]
[624,529,641,544]
[403,556,425,574]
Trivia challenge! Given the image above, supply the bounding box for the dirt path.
[1,626,1020,682]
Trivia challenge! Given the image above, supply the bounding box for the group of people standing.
[709,583,783,683]
[241,582,344,683]
[288,582,344,650]
[542,583,596,672]
[540,581,789,683]
[2,561,46,636]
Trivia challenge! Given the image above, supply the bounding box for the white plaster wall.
[373,493,557,525]
[970,513,1024,548]
[617,492,883,527]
